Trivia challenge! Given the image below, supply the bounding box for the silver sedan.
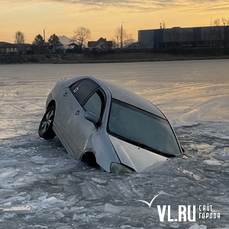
[38,76,183,173]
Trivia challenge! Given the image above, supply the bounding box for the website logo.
[137,192,221,223]
[137,193,162,208]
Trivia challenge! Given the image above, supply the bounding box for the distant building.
[0,42,18,55]
[68,43,79,49]
[58,35,71,46]
[88,38,113,51]
[138,26,229,49]
[66,42,82,53]
[16,44,33,55]
[125,42,143,49]
[31,43,49,54]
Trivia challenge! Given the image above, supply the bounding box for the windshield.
[108,99,181,157]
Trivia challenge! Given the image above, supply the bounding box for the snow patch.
[203,160,222,166]
[31,156,46,164]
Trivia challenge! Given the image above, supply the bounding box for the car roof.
[93,76,166,119]
[67,76,166,119]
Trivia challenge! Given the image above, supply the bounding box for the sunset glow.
[0,0,229,43]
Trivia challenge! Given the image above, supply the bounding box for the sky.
[0,0,229,44]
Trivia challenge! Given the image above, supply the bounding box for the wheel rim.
[41,110,54,132]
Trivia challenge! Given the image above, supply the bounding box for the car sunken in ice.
[38,76,183,174]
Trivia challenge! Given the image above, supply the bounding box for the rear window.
[69,79,99,105]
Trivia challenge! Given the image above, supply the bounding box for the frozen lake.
[0,60,229,228]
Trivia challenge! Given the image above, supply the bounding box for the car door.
[67,79,105,158]
[54,80,82,156]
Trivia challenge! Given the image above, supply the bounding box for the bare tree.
[122,34,135,48]
[111,38,118,49]
[15,31,25,44]
[72,27,91,47]
[115,26,127,48]
[160,21,166,29]
[213,18,229,48]
[221,18,229,26]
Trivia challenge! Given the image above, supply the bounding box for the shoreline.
[1,52,229,64]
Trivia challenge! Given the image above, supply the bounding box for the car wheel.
[38,105,56,139]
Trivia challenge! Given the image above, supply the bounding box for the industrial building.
[138,26,229,49]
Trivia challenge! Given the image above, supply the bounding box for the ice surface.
[188,224,207,229]
[0,168,18,189]
[203,159,222,166]
[104,203,122,214]
[31,156,46,164]
[0,60,229,228]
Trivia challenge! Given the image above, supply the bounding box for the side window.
[83,91,104,118]
[69,79,99,105]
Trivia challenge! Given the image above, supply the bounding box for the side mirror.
[84,111,99,125]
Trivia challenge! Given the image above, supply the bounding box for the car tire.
[38,105,56,139]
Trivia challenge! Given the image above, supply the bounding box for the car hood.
[109,135,169,173]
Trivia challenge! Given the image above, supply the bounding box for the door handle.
[63,92,67,97]
[75,110,80,115]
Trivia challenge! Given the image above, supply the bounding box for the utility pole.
[43,27,47,42]
[120,22,124,49]
[120,24,123,49]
